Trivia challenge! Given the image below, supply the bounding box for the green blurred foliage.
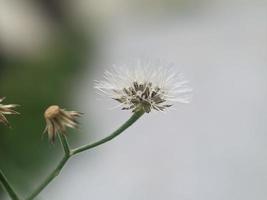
[0,22,95,199]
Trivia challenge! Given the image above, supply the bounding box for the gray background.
[41,1,267,200]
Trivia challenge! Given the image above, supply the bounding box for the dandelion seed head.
[95,61,192,113]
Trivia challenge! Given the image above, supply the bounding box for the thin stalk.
[26,156,69,200]
[26,110,144,199]
[71,110,144,155]
[0,169,20,200]
[26,135,71,200]
[59,134,71,155]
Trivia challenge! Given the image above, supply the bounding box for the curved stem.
[26,135,71,200]
[26,110,144,199]
[71,110,145,155]
[26,156,69,200]
[0,169,20,200]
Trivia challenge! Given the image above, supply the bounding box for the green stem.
[26,110,144,199]
[0,169,20,200]
[59,134,71,155]
[71,110,145,155]
[26,136,71,200]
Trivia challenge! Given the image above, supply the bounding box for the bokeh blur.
[1,0,267,200]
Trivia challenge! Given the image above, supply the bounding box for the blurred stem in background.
[0,0,97,198]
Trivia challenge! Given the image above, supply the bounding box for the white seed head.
[95,61,192,113]
[44,105,83,143]
[0,97,19,127]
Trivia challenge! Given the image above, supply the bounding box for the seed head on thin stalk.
[43,105,83,143]
[0,97,19,127]
[95,61,192,113]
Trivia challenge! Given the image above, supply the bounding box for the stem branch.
[25,110,144,200]
[26,135,71,200]
[59,134,71,155]
[71,110,144,155]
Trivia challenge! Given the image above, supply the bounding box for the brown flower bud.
[0,97,19,127]
[44,105,82,142]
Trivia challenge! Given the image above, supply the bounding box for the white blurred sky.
[38,1,267,200]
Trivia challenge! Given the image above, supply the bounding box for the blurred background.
[0,0,267,199]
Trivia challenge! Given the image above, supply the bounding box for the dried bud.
[43,105,82,142]
[0,97,19,127]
